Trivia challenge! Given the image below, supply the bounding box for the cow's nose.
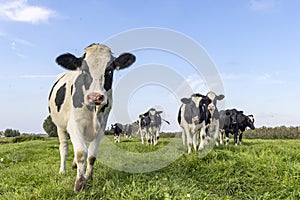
[87,93,104,105]
[208,104,215,110]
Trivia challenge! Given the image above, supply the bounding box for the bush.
[43,115,58,137]
[3,129,20,137]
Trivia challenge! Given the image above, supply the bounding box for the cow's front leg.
[57,127,68,174]
[198,125,206,151]
[219,130,224,145]
[85,130,103,180]
[233,131,238,146]
[184,127,192,154]
[214,121,220,146]
[192,130,198,151]
[73,146,87,193]
[238,132,243,145]
[225,132,230,145]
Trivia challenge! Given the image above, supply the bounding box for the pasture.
[0,136,300,199]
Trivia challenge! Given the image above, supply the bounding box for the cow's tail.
[162,119,170,125]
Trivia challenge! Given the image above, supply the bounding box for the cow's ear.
[181,98,191,104]
[114,53,136,70]
[56,53,82,70]
[217,94,225,100]
[157,111,163,114]
[225,110,231,115]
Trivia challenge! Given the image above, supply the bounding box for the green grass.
[0,136,300,199]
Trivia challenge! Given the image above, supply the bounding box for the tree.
[4,129,20,137]
[43,115,58,137]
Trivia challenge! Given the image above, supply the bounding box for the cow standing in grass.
[138,108,169,145]
[205,91,225,146]
[177,93,211,154]
[48,44,135,192]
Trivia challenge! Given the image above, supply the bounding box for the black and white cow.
[123,124,133,139]
[48,44,135,192]
[219,109,255,145]
[219,109,240,145]
[137,114,150,145]
[205,91,225,146]
[177,93,211,154]
[111,123,123,143]
[236,113,255,145]
[138,108,169,146]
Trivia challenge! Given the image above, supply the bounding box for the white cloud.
[249,0,278,12]
[0,0,55,24]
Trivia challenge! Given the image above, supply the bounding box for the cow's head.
[225,109,240,127]
[148,108,162,126]
[247,115,255,130]
[181,93,211,124]
[206,91,225,112]
[56,44,135,107]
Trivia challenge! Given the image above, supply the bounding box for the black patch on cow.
[48,106,51,114]
[70,85,73,95]
[72,64,93,108]
[104,66,114,91]
[99,100,109,113]
[48,74,65,101]
[177,106,182,124]
[55,83,66,112]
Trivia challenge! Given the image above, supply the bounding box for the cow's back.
[48,71,80,128]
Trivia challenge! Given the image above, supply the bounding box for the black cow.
[219,109,255,145]
[236,113,255,145]
[111,123,123,143]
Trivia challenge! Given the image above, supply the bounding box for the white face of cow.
[206,91,225,111]
[55,43,136,108]
[82,45,113,106]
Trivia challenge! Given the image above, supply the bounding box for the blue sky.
[0,0,299,133]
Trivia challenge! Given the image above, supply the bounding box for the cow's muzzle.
[87,93,104,105]
[208,104,215,111]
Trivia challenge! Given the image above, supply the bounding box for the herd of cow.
[48,44,255,192]
[111,91,255,155]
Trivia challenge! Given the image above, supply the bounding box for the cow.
[205,91,225,146]
[236,113,255,145]
[177,93,212,154]
[138,108,169,145]
[137,114,150,145]
[219,109,255,145]
[219,109,240,145]
[48,44,135,192]
[123,124,133,139]
[111,123,123,143]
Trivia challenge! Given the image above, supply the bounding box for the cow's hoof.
[74,176,86,193]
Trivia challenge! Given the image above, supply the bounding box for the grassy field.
[0,136,300,200]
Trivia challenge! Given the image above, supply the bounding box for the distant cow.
[138,108,169,145]
[137,114,150,144]
[177,93,211,154]
[236,113,255,145]
[48,44,135,192]
[205,91,225,146]
[219,109,255,145]
[111,123,123,143]
[123,124,133,139]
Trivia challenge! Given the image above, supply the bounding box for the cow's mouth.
[87,93,104,105]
